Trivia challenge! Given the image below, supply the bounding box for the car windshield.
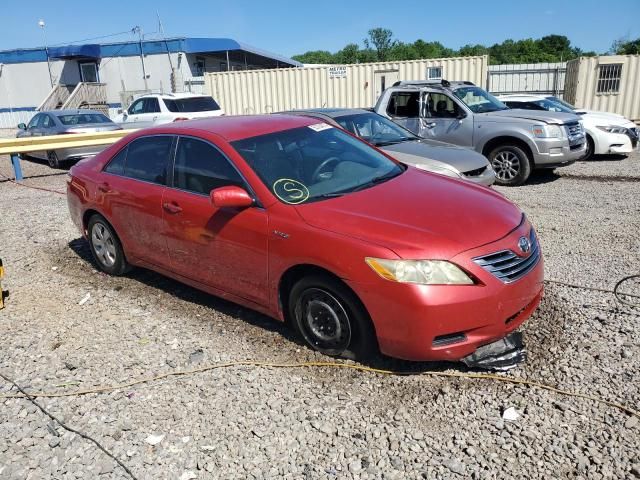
[231,124,404,204]
[453,87,508,113]
[58,113,112,125]
[164,97,221,113]
[334,112,418,146]
[531,98,575,114]
[549,96,577,111]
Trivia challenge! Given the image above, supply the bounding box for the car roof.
[289,108,373,118]
[140,92,209,99]
[148,114,321,142]
[41,109,107,116]
[497,94,548,100]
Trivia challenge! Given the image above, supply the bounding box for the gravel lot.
[0,149,639,479]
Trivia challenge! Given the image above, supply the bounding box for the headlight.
[365,258,474,285]
[596,125,627,134]
[414,163,463,179]
[531,124,564,138]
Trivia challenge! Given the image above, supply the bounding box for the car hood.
[487,109,580,125]
[380,139,489,173]
[294,168,522,259]
[579,111,636,128]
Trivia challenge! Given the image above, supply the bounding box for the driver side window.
[386,92,420,118]
[27,114,42,129]
[424,93,461,118]
[129,99,145,115]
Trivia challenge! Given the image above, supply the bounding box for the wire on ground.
[1,361,638,419]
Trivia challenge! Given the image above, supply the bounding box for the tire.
[288,274,377,361]
[87,215,130,276]
[47,151,61,169]
[489,144,532,186]
[582,135,594,161]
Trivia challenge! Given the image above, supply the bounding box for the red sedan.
[67,115,543,366]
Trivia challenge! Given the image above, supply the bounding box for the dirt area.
[0,150,639,479]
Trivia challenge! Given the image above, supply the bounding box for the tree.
[291,50,335,64]
[610,37,640,55]
[364,28,397,61]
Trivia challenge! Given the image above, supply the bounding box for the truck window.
[424,93,461,118]
[386,92,420,118]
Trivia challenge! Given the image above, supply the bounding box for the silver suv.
[374,80,586,186]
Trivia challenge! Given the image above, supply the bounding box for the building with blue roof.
[0,37,301,127]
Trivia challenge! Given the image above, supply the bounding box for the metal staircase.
[37,82,109,114]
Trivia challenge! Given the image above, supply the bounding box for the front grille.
[565,122,582,137]
[472,230,540,283]
[463,166,487,177]
[627,127,639,148]
[432,332,467,347]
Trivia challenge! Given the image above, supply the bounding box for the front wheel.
[289,274,377,361]
[582,135,594,161]
[87,215,130,276]
[489,144,532,186]
[47,151,61,169]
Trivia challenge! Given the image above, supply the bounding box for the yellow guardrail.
[0,129,137,180]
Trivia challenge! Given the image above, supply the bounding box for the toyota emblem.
[518,237,531,254]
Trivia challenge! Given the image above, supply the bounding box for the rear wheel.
[87,215,130,276]
[288,274,377,361]
[489,144,532,186]
[47,151,61,169]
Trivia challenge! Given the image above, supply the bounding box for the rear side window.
[104,147,127,175]
[386,92,419,118]
[173,137,243,195]
[164,97,220,113]
[144,98,161,113]
[123,136,174,184]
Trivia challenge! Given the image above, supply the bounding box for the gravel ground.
[0,150,639,479]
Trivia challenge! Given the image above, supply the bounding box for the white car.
[498,94,638,159]
[114,93,224,129]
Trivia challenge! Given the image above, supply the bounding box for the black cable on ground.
[545,277,640,308]
[0,372,138,480]
[0,171,66,196]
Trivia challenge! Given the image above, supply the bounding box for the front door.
[419,92,474,147]
[162,136,269,305]
[100,135,174,268]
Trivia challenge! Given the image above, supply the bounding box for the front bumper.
[348,222,544,361]
[462,165,496,187]
[532,137,586,168]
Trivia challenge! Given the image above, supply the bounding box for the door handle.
[424,122,436,129]
[163,202,183,214]
[97,182,111,193]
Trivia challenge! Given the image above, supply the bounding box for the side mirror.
[117,108,123,114]
[210,185,254,209]
[456,112,467,120]
[17,123,26,130]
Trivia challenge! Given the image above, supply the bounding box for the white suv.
[498,94,638,159]
[114,93,224,128]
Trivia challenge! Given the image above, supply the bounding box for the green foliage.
[610,37,640,55]
[293,30,602,65]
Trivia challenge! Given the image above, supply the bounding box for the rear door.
[384,91,421,135]
[162,135,269,305]
[99,135,175,268]
[419,92,474,147]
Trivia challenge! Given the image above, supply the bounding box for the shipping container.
[564,54,640,122]
[205,56,488,115]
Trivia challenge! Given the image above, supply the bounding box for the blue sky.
[2,0,639,57]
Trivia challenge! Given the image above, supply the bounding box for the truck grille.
[565,122,583,137]
[472,230,540,283]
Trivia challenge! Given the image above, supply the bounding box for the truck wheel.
[489,144,532,186]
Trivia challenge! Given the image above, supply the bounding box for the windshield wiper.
[375,137,414,147]
[349,171,402,193]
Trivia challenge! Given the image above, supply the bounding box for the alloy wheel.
[91,222,117,268]
[492,150,521,181]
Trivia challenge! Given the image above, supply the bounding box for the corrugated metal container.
[488,62,567,97]
[564,54,640,122]
[205,56,488,115]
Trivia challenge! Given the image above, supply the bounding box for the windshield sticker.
[308,123,333,132]
[272,179,310,204]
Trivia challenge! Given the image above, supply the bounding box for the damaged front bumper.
[461,331,527,371]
